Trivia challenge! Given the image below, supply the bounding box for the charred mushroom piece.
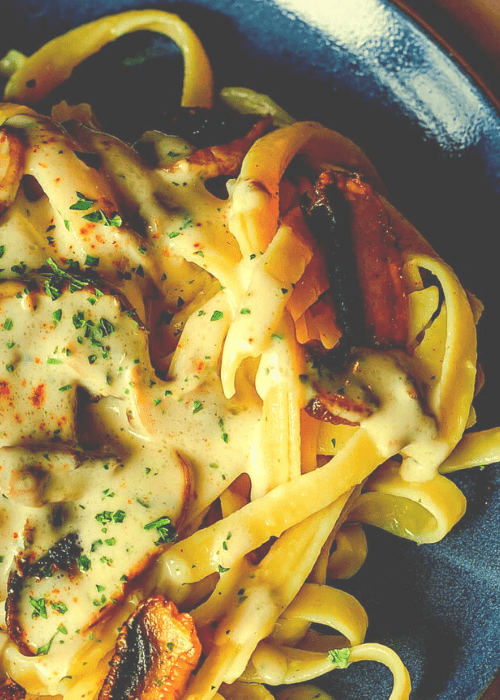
[301,169,410,423]
[301,169,365,355]
[301,170,409,353]
[99,595,201,700]
[151,106,260,149]
[171,117,271,179]
[304,349,378,426]
[0,129,24,218]
[328,170,409,349]
[6,533,83,655]
[305,392,373,426]
[0,678,26,700]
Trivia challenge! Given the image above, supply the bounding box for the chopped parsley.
[95,511,113,525]
[36,637,55,656]
[144,516,176,546]
[77,555,91,572]
[30,596,47,619]
[11,262,27,275]
[328,648,350,668]
[70,192,96,211]
[51,601,68,614]
[84,255,100,268]
[43,257,99,301]
[210,310,224,322]
[70,193,123,228]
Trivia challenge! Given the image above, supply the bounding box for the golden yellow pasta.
[0,9,498,700]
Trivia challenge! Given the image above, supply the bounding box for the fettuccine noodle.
[0,10,498,700]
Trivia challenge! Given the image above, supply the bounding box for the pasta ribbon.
[440,427,500,473]
[349,643,412,700]
[400,254,477,480]
[228,121,384,258]
[348,460,467,544]
[240,583,367,685]
[3,10,213,108]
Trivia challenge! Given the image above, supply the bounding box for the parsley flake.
[328,648,350,668]
[70,192,96,210]
[30,596,47,619]
[84,255,100,268]
[144,516,176,546]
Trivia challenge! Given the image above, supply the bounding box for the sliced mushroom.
[301,169,409,352]
[6,533,82,655]
[99,595,201,700]
[305,391,373,426]
[0,129,24,219]
[0,678,26,700]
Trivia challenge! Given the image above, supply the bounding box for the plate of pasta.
[1,1,500,700]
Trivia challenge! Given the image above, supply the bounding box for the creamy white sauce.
[0,112,448,692]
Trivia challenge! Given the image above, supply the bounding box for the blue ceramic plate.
[1,1,499,698]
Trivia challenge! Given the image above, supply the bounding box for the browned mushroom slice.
[99,595,201,700]
[6,533,83,655]
[169,116,272,180]
[0,129,24,218]
[306,391,374,426]
[0,679,26,700]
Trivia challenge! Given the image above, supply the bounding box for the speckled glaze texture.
[1,1,500,698]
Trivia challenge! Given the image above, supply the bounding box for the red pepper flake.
[30,384,46,407]
[0,380,10,396]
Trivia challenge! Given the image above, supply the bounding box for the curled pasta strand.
[159,429,385,585]
[3,10,213,108]
[240,583,367,686]
[183,496,354,700]
[349,643,412,700]
[280,583,368,647]
[327,522,368,579]
[440,427,500,473]
[348,460,466,544]
[400,254,477,479]
[228,121,384,259]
